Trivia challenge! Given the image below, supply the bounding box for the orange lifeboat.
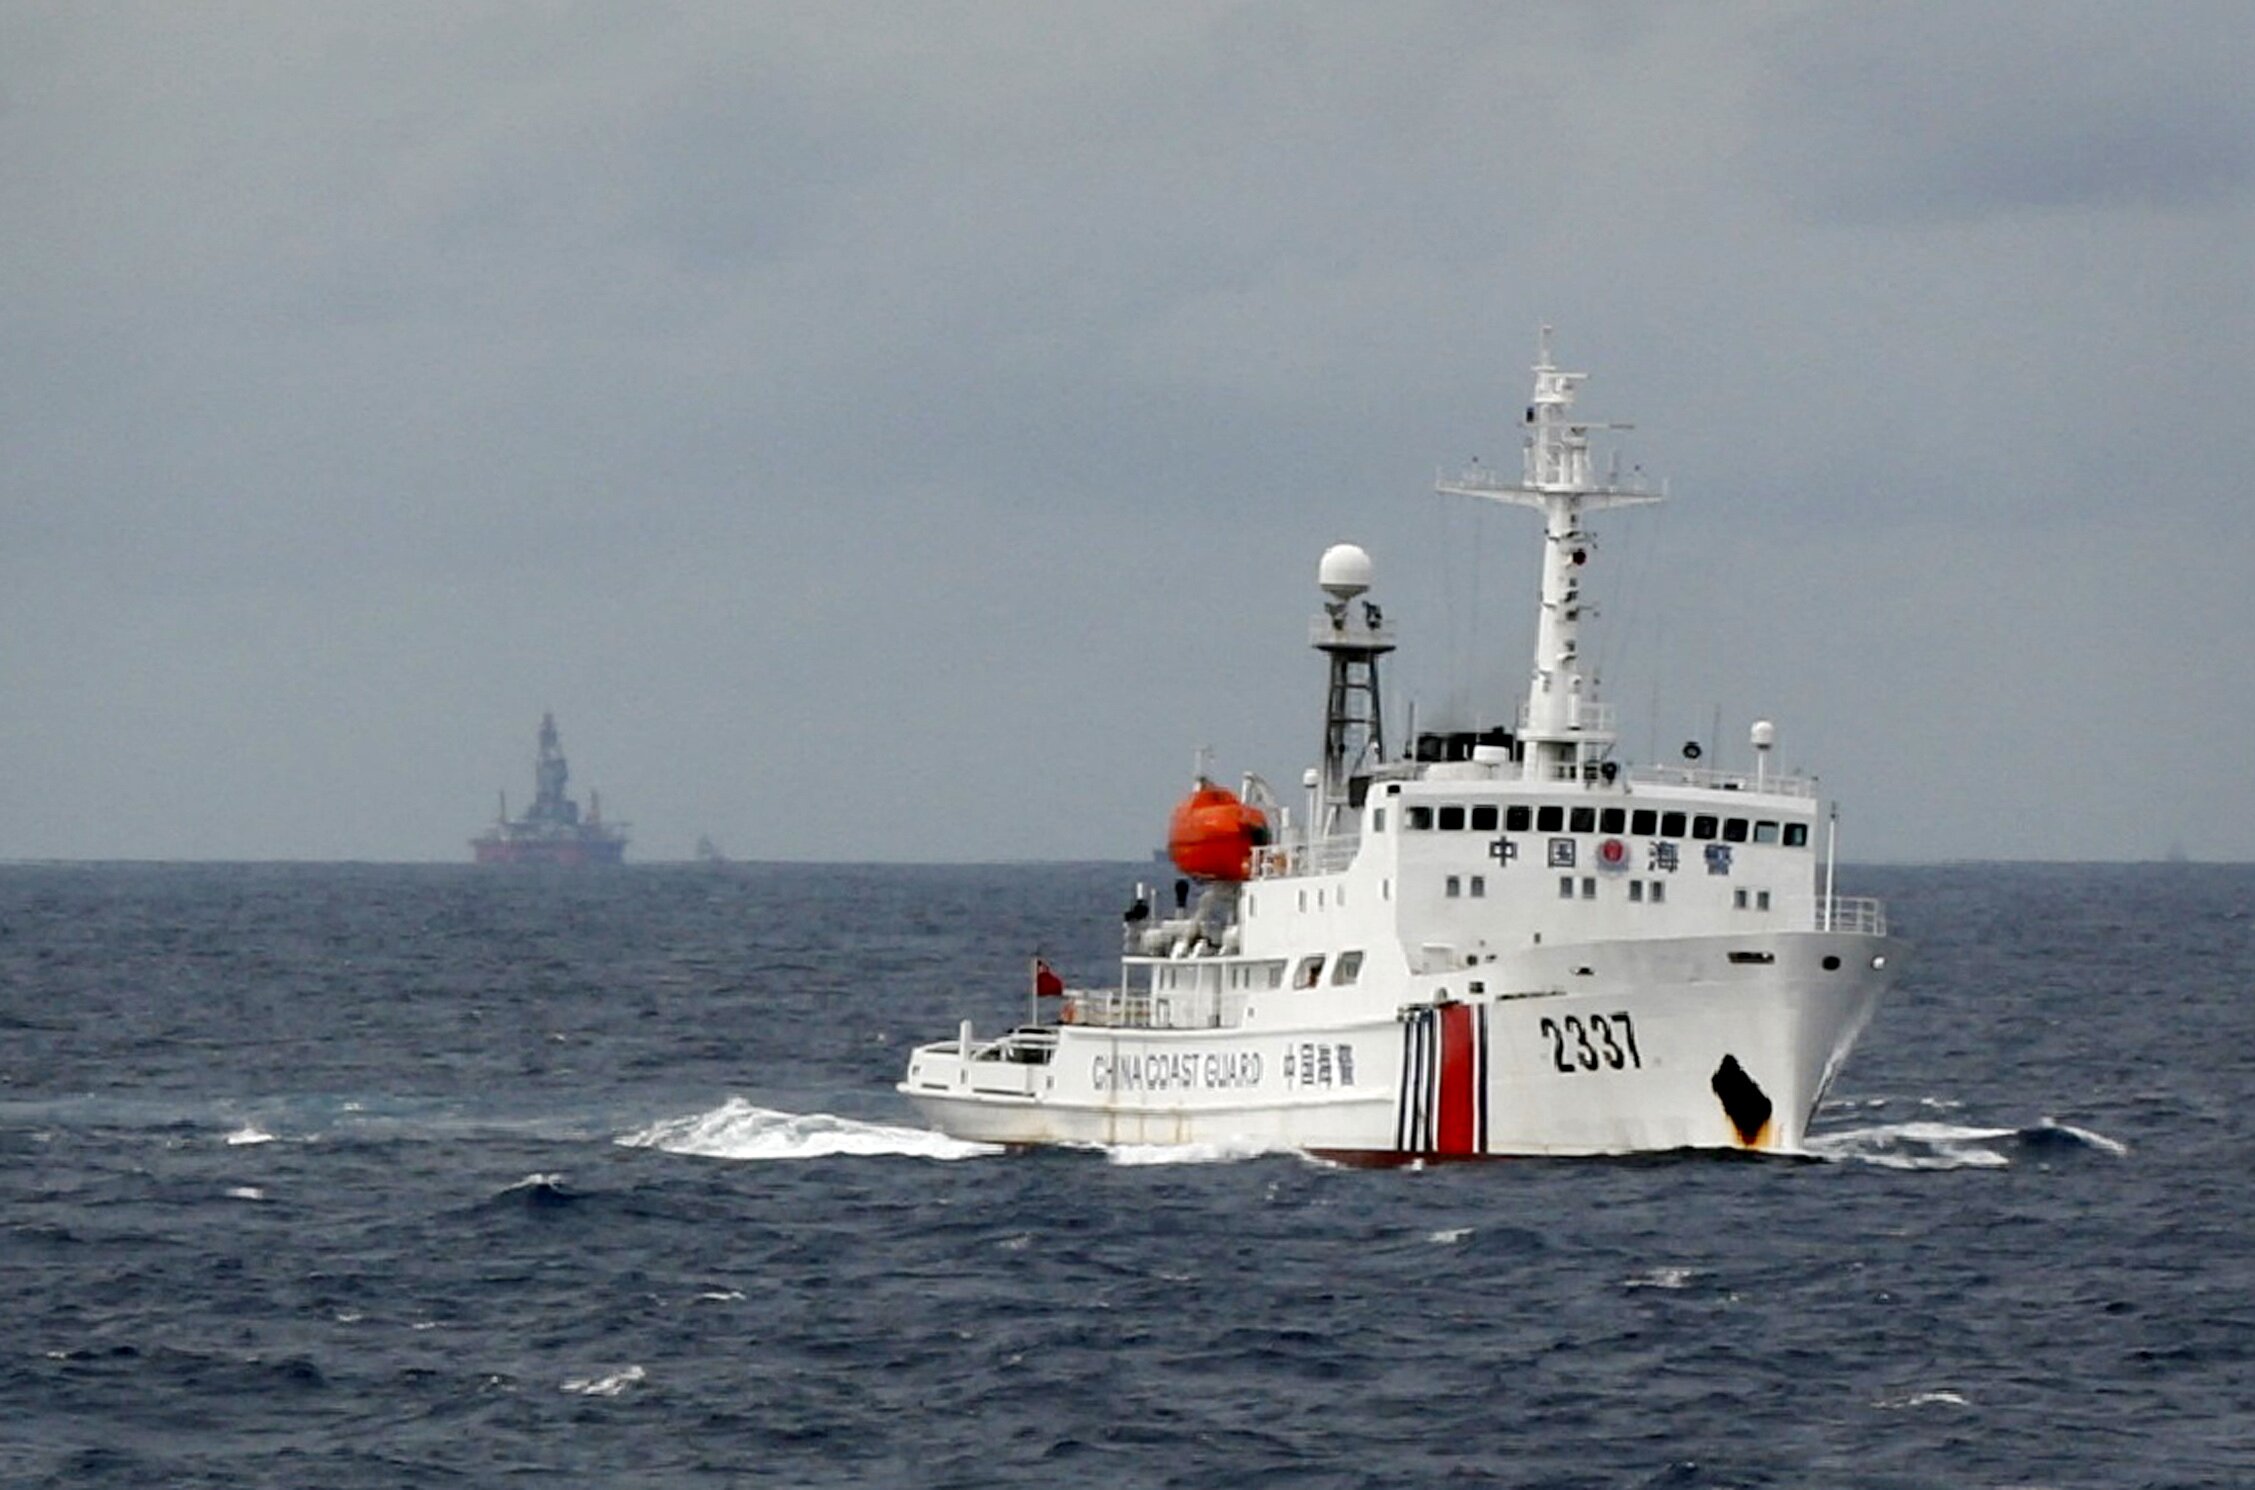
[1166,780,1270,882]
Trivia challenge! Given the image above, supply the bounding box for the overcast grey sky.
[5,3,2251,863]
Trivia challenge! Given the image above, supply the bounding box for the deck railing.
[1791,894,1888,935]
[1061,983,1248,1031]
[1251,835,1360,880]
[1518,698,1618,737]
[1628,763,1819,799]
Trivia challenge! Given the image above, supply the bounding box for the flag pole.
[1028,954,1038,1029]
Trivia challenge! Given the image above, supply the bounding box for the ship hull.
[900,929,1899,1159]
[471,836,627,867]
[900,339,1904,1162]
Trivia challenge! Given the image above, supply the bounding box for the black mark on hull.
[1711,1054,1773,1145]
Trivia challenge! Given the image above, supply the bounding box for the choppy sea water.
[2,860,2249,1488]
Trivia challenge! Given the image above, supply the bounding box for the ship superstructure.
[900,333,1902,1159]
[471,713,629,866]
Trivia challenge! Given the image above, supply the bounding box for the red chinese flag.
[1034,959,1065,998]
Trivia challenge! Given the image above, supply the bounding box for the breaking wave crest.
[1807,1116,2128,1171]
[617,1098,1000,1162]
[561,1364,645,1397]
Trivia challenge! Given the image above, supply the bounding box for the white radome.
[1318,542,1374,600]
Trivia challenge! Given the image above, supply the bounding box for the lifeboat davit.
[1166,780,1270,882]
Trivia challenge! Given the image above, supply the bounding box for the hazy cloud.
[1754,7,2255,223]
[4,3,2251,863]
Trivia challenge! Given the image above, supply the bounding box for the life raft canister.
[1166,781,1271,882]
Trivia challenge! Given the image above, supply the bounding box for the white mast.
[1436,328,1663,783]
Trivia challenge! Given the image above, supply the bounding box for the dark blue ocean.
[3,861,2249,1488]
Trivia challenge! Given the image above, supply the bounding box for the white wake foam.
[1805,1120,2018,1170]
[617,1098,999,1162]
[1104,1134,1304,1167]
[225,1125,276,1146]
[1806,1115,2129,1171]
[2033,1117,2130,1156]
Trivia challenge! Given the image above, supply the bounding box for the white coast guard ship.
[901,333,1903,1161]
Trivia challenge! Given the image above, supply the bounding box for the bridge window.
[1373,808,1387,833]
[1784,823,1810,848]
[1753,820,1779,844]
[1439,805,1466,831]
[1333,951,1363,985]
[1724,817,1750,843]
[1407,806,1433,830]
[1661,811,1687,837]
[1537,805,1564,832]
[1471,805,1498,831]
[1631,808,1658,836]
[1507,805,1532,831]
[1570,806,1597,833]
[1600,807,1626,833]
[1692,814,1719,840]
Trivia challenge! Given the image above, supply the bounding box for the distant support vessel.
[471,713,629,866]
[901,331,1904,1160]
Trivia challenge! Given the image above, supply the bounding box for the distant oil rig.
[471,714,628,866]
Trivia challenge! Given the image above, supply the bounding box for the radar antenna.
[1434,329,1664,784]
